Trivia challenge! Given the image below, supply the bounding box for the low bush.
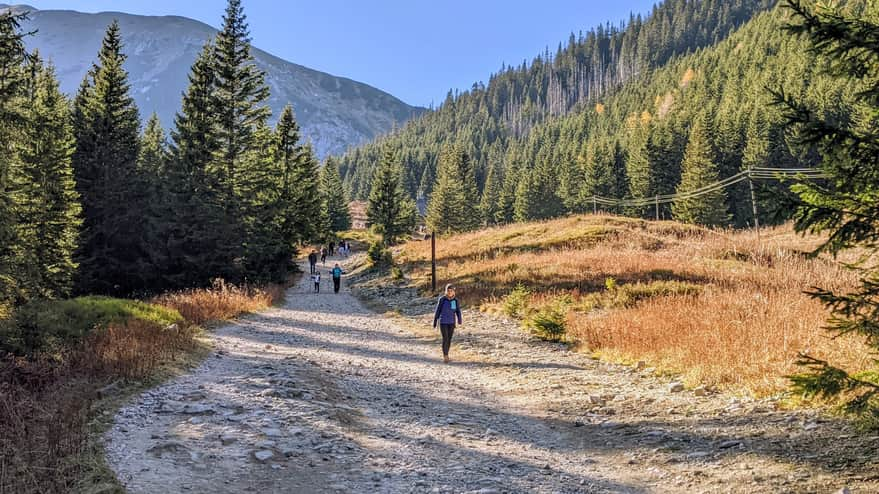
[503,283,531,318]
[526,302,567,342]
[391,266,404,280]
[367,242,393,267]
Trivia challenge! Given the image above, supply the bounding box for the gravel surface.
[105,255,879,493]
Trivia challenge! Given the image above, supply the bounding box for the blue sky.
[24,0,658,107]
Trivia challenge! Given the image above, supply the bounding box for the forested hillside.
[339,0,855,228]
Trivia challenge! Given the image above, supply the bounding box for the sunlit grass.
[395,214,872,396]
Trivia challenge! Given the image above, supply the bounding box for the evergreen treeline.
[0,0,349,306]
[339,0,852,231]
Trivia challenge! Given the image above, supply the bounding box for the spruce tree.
[165,41,235,287]
[13,56,81,299]
[71,21,147,295]
[513,168,539,222]
[625,128,653,217]
[212,0,270,199]
[496,158,520,224]
[426,144,480,234]
[139,113,168,177]
[480,152,503,225]
[367,148,416,245]
[239,122,286,280]
[672,116,729,226]
[320,157,352,233]
[779,0,879,415]
[275,105,320,247]
[0,10,28,305]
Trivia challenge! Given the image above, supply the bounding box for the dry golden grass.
[152,279,286,327]
[397,214,873,396]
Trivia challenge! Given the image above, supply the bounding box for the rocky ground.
[105,254,879,493]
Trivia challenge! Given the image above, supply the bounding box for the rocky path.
[106,257,879,493]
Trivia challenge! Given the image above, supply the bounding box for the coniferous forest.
[338,0,860,232]
[0,0,348,308]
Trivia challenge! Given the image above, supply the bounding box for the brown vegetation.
[0,281,286,494]
[396,214,872,396]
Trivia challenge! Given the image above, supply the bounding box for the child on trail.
[433,284,463,364]
[320,247,327,265]
[329,241,335,256]
[308,250,318,274]
[331,263,344,294]
[312,271,321,293]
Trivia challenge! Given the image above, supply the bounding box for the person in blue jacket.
[433,284,462,363]
[331,263,344,294]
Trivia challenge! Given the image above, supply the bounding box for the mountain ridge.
[0,3,425,157]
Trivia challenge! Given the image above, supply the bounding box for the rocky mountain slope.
[1,4,423,157]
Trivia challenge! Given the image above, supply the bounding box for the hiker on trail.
[331,263,344,294]
[308,250,318,274]
[312,271,321,293]
[320,247,327,265]
[433,284,463,364]
[329,241,335,256]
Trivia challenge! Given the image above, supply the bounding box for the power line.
[586,167,826,210]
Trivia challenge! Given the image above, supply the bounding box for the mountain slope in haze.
[1,4,423,158]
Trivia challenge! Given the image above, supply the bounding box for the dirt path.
[106,256,879,493]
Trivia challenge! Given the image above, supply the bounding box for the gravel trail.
[105,257,879,493]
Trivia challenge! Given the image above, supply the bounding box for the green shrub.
[1,296,182,355]
[503,283,531,318]
[367,242,393,267]
[391,266,404,280]
[526,303,567,342]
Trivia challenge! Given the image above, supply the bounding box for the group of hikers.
[307,241,352,294]
[306,240,464,364]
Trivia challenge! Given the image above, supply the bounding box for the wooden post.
[431,232,437,293]
[592,196,597,215]
[748,167,760,231]
[655,195,660,221]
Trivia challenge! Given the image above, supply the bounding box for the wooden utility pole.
[748,168,760,231]
[431,232,437,293]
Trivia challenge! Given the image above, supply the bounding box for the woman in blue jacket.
[433,284,462,363]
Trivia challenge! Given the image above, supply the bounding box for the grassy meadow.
[393,214,873,397]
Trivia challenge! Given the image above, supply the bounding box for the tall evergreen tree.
[672,116,729,226]
[275,105,321,248]
[479,150,503,225]
[211,0,270,198]
[0,10,29,305]
[779,0,879,415]
[210,0,271,279]
[13,56,81,299]
[164,41,235,287]
[71,21,147,295]
[426,144,480,234]
[367,148,417,245]
[496,157,520,224]
[239,122,286,280]
[139,113,168,177]
[320,156,352,233]
[625,126,653,217]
